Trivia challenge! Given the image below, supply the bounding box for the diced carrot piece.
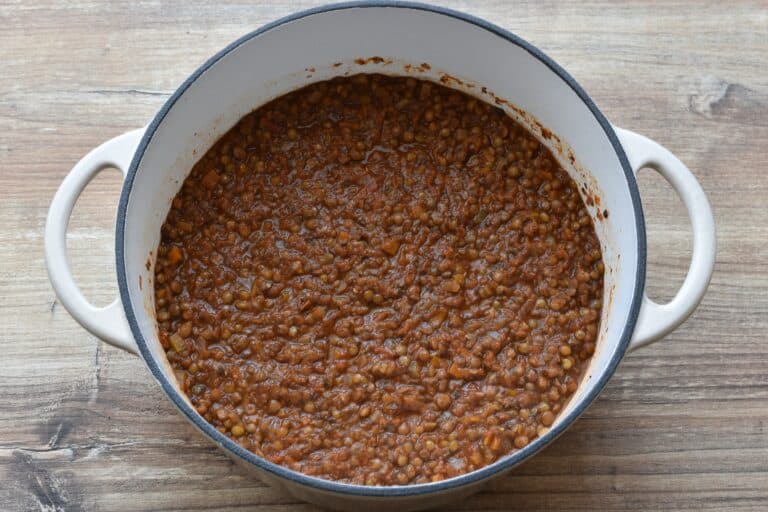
[167,246,183,264]
[381,237,401,256]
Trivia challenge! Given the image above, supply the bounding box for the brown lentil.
[155,74,603,486]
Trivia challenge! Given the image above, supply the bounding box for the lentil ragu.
[154,74,604,485]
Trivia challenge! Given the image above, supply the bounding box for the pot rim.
[116,0,646,497]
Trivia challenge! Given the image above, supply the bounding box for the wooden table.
[2,1,766,510]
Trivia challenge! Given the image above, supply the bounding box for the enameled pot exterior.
[45,3,716,511]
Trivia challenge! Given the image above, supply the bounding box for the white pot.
[45,3,716,511]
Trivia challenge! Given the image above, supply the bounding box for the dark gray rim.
[116,0,646,498]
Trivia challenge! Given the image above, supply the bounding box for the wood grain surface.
[1,1,766,510]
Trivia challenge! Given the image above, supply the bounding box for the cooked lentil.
[155,74,603,485]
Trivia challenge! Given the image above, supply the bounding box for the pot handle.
[614,127,716,352]
[45,129,145,355]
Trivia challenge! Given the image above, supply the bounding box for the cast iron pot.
[45,3,716,510]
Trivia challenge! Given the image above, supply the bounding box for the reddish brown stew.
[154,74,603,485]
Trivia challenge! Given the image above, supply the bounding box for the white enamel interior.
[123,6,638,451]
